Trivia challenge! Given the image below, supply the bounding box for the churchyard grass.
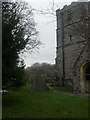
[48,84,73,92]
[2,85,89,118]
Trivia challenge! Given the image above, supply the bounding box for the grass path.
[2,85,89,118]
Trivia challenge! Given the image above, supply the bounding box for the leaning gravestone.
[31,67,48,92]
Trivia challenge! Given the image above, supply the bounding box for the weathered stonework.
[55,2,90,93]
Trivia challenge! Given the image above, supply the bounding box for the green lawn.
[48,84,73,92]
[2,85,89,118]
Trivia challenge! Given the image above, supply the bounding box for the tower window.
[69,35,72,41]
[67,11,72,21]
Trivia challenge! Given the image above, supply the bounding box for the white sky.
[22,0,80,67]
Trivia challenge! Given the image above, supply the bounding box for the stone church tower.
[55,1,90,93]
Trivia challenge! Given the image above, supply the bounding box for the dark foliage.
[2,1,41,88]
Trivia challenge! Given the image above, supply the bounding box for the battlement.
[56,1,89,16]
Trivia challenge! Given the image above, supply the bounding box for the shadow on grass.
[2,94,21,107]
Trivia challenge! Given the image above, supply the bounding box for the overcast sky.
[22,0,79,67]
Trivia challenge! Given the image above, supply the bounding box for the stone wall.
[56,2,90,93]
